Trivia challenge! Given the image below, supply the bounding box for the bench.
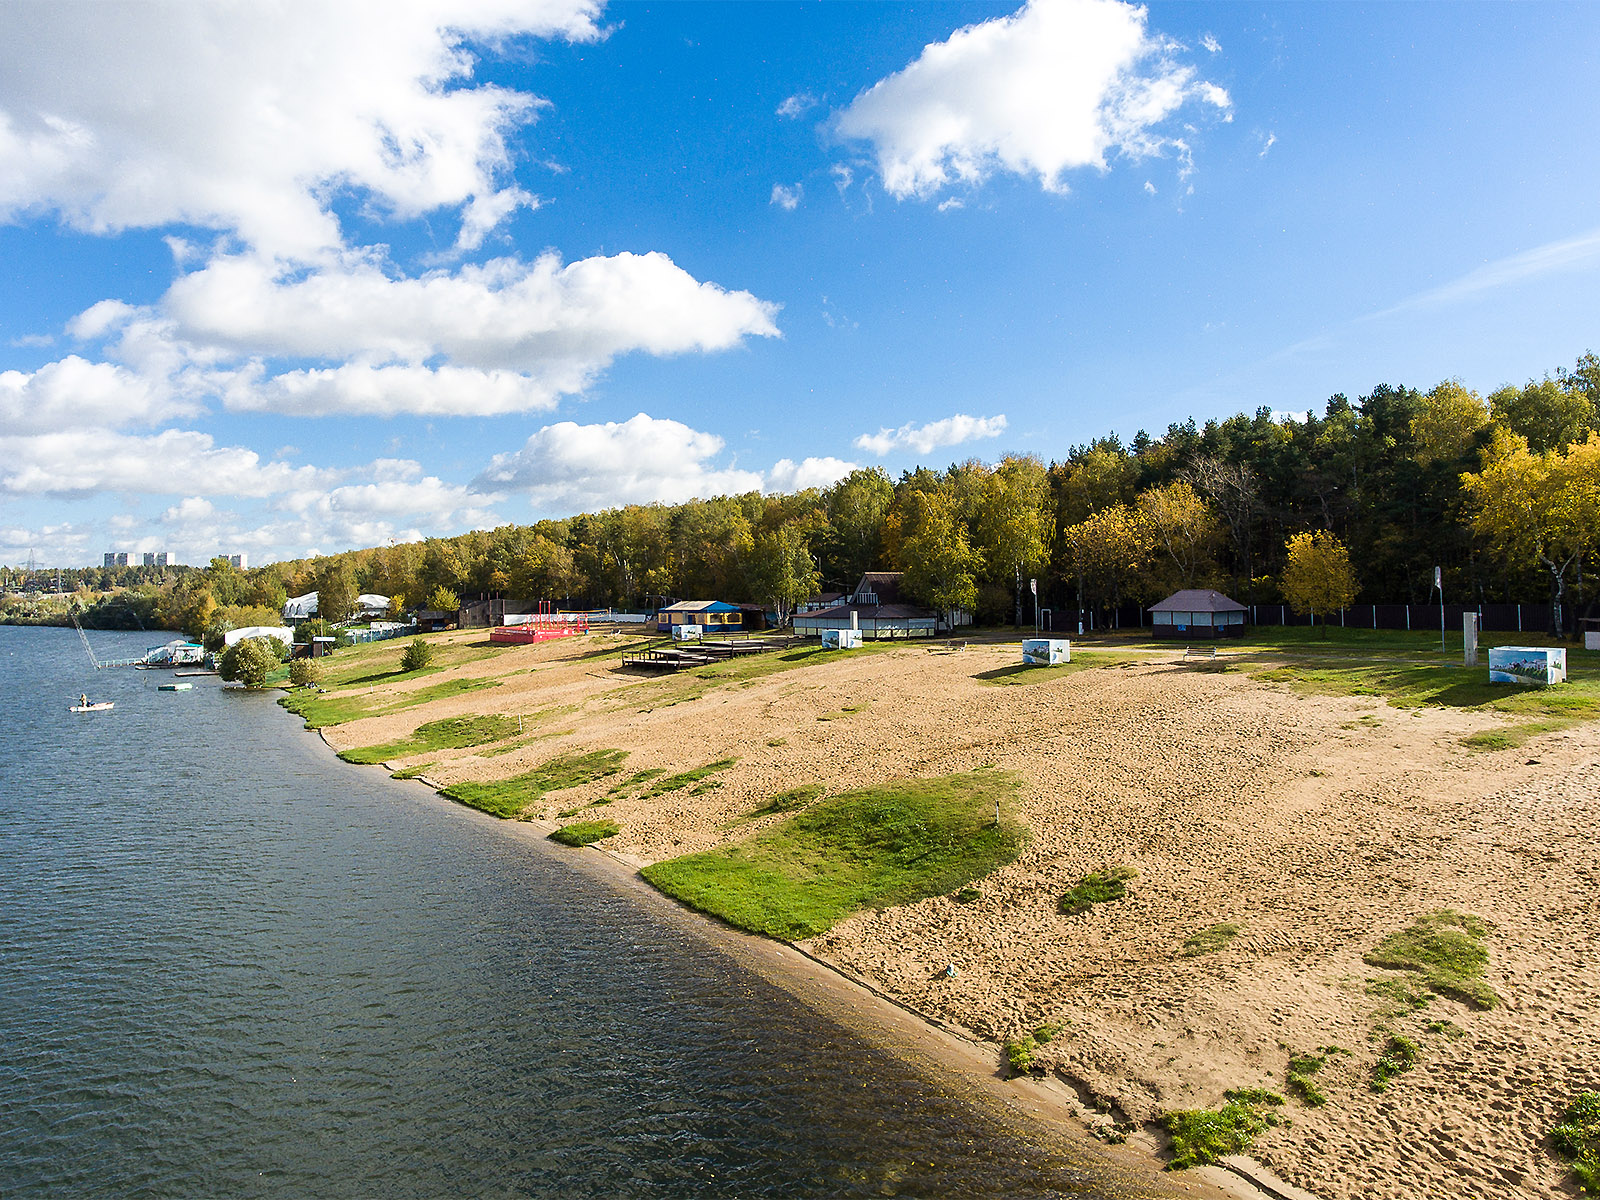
[1183,646,1217,660]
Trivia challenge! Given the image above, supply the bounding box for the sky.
[3,0,1599,567]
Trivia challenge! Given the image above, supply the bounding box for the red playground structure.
[489,602,591,644]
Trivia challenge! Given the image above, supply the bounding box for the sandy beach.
[316,630,1600,1199]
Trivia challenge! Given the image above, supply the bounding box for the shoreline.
[313,717,1296,1200]
[302,629,1600,1200]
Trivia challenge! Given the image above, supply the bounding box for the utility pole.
[1434,566,1444,655]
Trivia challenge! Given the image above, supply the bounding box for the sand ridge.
[317,631,1600,1199]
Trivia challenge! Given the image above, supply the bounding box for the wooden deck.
[619,636,790,673]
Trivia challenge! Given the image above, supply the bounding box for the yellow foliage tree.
[1137,480,1219,589]
[1460,430,1600,635]
[1411,379,1488,465]
[1058,503,1152,620]
[1281,530,1358,635]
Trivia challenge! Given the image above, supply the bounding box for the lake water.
[0,626,1124,1199]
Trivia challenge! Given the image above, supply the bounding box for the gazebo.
[1147,589,1249,638]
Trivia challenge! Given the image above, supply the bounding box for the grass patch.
[1249,659,1600,723]
[641,770,1026,940]
[747,783,823,818]
[280,675,502,730]
[389,762,433,780]
[605,768,668,797]
[1552,1091,1600,1192]
[1363,910,1499,1009]
[1459,720,1568,750]
[953,886,981,904]
[1182,922,1240,956]
[1005,1036,1039,1077]
[1285,1049,1345,1107]
[1370,1034,1418,1092]
[1033,1022,1061,1044]
[338,714,521,764]
[1366,975,1435,1012]
[1424,1018,1466,1039]
[1163,1090,1284,1169]
[548,819,621,847]
[640,758,737,799]
[817,705,866,721]
[1059,866,1137,916]
[439,749,628,819]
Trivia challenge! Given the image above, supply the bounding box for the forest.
[7,352,1599,639]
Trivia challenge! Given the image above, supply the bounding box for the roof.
[659,599,740,613]
[795,602,935,623]
[853,571,903,603]
[1148,589,1248,614]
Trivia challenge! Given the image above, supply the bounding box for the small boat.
[174,670,214,677]
[158,682,193,692]
[69,701,115,713]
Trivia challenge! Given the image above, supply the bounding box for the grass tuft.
[1163,1090,1284,1169]
[1059,866,1136,916]
[549,819,621,847]
[640,758,737,799]
[1183,922,1240,956]
[1370,1034,1418,1092]
[642,770,1026,940]
[1363,910,1499,1009]
[1005,1036,1039,1077]
[439,749,628,819]
[1552,1091,1600,1192]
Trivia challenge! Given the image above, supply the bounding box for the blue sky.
[3,0,1598,566]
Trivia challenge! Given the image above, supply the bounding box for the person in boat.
[80,694,88,708]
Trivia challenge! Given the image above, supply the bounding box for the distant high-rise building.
[227,553,248,569]
[103,551,137,568]
[143,551,172,567]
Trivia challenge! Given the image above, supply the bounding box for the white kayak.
[69,701,115,713]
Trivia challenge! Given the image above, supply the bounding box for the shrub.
[288,658,322,688]
[1163,1091,1283,1169]
[400,637,435,673]
[1004,1036,1038,1077]
[217,636,283,689]
[1370,1035,1418,1092]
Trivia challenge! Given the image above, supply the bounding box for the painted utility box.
[821,628,863,650]
[1488,645,1567,686]
[1022,638,1071,666]
[671,623,703,643]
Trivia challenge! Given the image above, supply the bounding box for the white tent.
[224,626,294,648]
[356,593,390,617]
[283,592,318,620]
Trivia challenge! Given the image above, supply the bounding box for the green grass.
[747,783,823,818]
[1182,922,1240,956]
[280,675,502,730]
[1363,910,1499,1009]
[389,762,434,780]
[548,819,621,847]
[1249,659,1600,724]
[1285,1049,1345,1107]
[1162,1091,1284,1169]
[1005,1036,1039,1077]
[640,758,737,799]
[1459,720,1568,750]
[439,749,628,819]
[1552,1091,1600,1192]
[338,714,522,764]
[1366,975,1435,1013]
[1370,1034,1418,1092]
[1058,866,1137,916]
[1033,1021,1061,1044]
[641,769,1027,940]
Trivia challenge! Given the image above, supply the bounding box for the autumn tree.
[1411,379,1488,465]
[823,468,894,582]
[1281,530,1359,635]
[1057,503,1150,620]
[897,490,981,621]
[975,454,1050,625]
[1488,378,1595,453]
[1460,430,1600,635]
[1136,481,1219,590]
[746,522,821,626]
[217,636,286,689]
[426,584,460,613]
[315,560,357,624]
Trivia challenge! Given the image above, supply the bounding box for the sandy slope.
[319,632,1600,1199]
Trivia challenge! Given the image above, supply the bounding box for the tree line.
[12,351,1600,638]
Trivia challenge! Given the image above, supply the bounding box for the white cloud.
[37,249,778,420]
[770,183,802,211]
[161,496,215,524]
[1143,180,1156,195]
[1372,226,1600,319]
[476,413,764,509]
[766,457,856,492]
[0,354,195,434]
[937,197,965,212]
[475,413,850,511]
[0,1,602,259]
[1201,33,1221,53]
[853,413,1008,456]
[834,0,1229,199]
[1259,131,1277,157]
[0,428,328,497]
[777,93,819,119]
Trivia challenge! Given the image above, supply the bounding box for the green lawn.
[280,675,503,729]
[641,769,1026,939]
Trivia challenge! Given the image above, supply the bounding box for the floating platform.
[158,682,193,692]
